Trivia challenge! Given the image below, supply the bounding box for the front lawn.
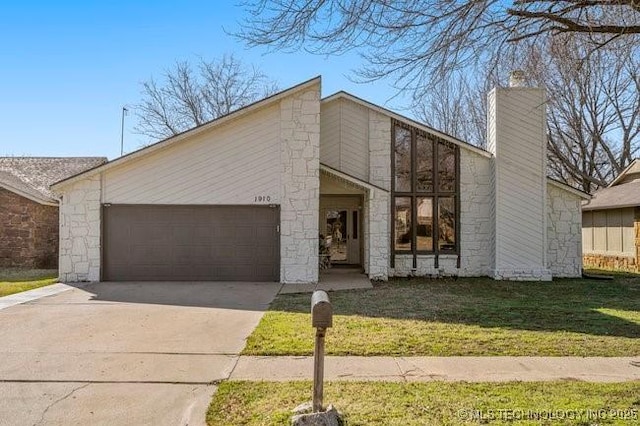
[0,268,58,297]
[208,381,640,425]
[244,276,640,356]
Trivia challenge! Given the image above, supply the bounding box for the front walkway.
[230,356,640,382]
[279,267,373,294]
[0,282,76,310]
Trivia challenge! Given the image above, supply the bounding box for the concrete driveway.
[0,281,280,426]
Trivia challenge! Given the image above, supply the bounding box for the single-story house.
[582,159,640,272]
[0,157,107,268]
[51,76,589,283]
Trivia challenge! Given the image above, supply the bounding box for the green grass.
[0,268,58,297]
[207,381,640,425]
[244,276,640,356]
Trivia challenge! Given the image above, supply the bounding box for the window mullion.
[411,129,417,268]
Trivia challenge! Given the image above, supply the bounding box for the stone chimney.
[487,71,551,280]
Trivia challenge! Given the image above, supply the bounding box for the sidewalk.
[230,356,640,382]
[0,282,76,311]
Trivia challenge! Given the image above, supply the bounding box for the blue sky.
[0,1,405,160]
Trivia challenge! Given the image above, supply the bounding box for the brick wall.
[0,187,59,268]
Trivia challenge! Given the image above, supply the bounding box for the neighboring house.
[50,76,589,283]
[0,157,107,268]
[582,159,640,272]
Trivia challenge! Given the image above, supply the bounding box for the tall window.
[392,121,459,257]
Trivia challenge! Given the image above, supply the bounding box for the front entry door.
[325,208,360,265]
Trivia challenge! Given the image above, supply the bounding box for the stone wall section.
[546,183,583,277]
[58,176,101,282]
[366,110,391,280]
[279,84,321,283]
[368,110,391,190]
[459,150,492,276]
[583,253,636,272]
[366,188,390,280]
[0,187,58,268]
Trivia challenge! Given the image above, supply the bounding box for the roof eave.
[608,159,639,187]
[320,163,389,193]
[583,202,639,211]
[0,182,58,206]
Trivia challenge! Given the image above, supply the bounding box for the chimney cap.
[509,70,527,87]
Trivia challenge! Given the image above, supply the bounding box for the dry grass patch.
[244,275,640,356]
[208,381,640,425]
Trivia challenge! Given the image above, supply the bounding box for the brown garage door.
[103,205,279,281]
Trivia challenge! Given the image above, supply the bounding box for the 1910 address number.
[255,195,272,202]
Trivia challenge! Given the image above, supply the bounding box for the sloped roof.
[0,157,107,204]
[607,159,640,187]
[51,76,322,190]
[582,179,640,211]
[582,159,640,210]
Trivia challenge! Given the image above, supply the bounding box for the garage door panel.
[130,245,172,265]
[103,205,279,281]
[171,226,196,244]
[131,225,171,245]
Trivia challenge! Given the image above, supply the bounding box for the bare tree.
[526,36,640,192]
[414,35,640,192]
[237,1,640,190]
[237,0,640,96]
[135,54,278,140]
[413,74,490,148]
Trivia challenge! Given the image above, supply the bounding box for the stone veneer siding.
[0,187,59,268]
[279,86,320,283]
[58,176,101,282]
[583,253,636,272]
[458,149,492,276]
[546,183,583,277]
[366,110,391,280]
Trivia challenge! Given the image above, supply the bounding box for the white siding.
[339,99,369,180]
[319,98,369,181]
[320,101,340,169]
[488,87,551,280]
[103,104,281,205]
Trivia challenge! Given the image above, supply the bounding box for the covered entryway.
[321,198,362,265]
[103,205,279,281]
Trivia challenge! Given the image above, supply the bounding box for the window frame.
[391,120,460,265]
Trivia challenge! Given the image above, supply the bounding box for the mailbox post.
[311,290,332,412]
